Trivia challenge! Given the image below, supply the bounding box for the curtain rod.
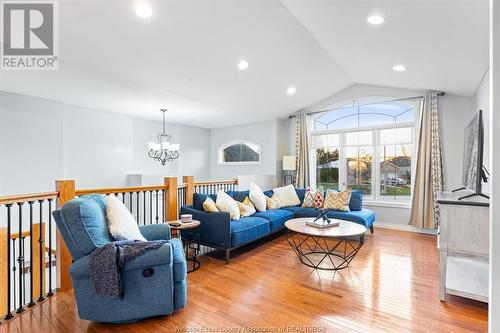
[288,92,445,119]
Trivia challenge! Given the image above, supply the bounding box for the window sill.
[363,200,412,209]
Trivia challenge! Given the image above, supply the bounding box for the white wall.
[0,91,210,195]
[210,120,279,181]
[489,0,498,331]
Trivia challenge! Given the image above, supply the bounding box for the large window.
[218,140,261,165]
[311,99,421,202]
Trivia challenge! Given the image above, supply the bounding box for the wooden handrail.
[75,185,167,196]
[177,183,188,189]
[0,191,59,205]
[194,179,238,186]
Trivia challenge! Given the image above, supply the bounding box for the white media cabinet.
[437,191,489,302]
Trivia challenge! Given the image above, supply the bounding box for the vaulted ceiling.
[0,0,489,128]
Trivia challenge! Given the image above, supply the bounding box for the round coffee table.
[285,218,367,271]
[167,220,201,272]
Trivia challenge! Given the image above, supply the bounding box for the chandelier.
[147,109,180,165]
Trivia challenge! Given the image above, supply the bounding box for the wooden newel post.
[183,176,194,205]
[165,177,178,222]
[55,180,75,291]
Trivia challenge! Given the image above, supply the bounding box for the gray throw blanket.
[90,240,167,298]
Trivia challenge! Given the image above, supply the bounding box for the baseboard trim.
[375,221,437,235]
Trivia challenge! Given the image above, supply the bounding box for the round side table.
[167,220,201,273]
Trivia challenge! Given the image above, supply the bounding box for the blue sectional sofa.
[180,188,375,263]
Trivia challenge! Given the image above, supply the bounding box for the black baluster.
[122,192,125,204]
[37,200,44,302]
[155,190,159,224]
[16,202,24,313]
[47,199,54,297]
[11,238,16,315]
[5,204,14,319]
[27,201,35,307]
[136,192,140,224]
[21,236,26,307]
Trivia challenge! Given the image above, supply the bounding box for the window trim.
[310,101,420,202]
[217,140,262,166]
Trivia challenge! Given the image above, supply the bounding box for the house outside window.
[311,98,422,203]
[218,140,261,165]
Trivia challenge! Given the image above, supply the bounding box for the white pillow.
[272,184,301,207]
[216,190,240,220]
[106,195,147,241]
[249,182,267,212]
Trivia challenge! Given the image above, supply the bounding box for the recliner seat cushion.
[230,216,270,247]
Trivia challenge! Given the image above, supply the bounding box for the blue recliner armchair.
[52,194,187,323]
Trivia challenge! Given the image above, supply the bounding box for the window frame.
[217,140,262,166]
[309,99,420,204]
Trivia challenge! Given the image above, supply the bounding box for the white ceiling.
[0,0,489,128]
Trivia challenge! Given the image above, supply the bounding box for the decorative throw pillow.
[237,197,256,217]
[249,182,266,212]
[266,194,282,209]
[302,188,324,208]
[106,195,147,241]
[272,184,301,207]
[203,197,219,212]
[216,190,240,220]
[324,189,352,212]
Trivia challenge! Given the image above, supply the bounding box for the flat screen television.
[454,109,489,200]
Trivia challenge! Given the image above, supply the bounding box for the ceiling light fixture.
[392,64,407,72]
[367,15,385,25]
[147,109,180,165]
[287,86,297,95]
[238,60,249,71]
[135,2,153,18]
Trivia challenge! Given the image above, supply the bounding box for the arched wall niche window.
[310,96,422,203]
[217,140,261,165]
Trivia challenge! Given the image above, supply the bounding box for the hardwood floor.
[0,228,488,333]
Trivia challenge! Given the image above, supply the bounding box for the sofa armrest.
[139,223,172,241]
[180,205,231,249]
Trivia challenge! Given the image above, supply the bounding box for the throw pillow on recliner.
[106,195,147,241]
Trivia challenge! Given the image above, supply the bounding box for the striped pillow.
[324,189,352,212]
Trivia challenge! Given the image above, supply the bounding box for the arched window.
[218,140,261,165]
[311,98,421,202]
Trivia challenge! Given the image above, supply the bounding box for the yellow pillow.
[202,197,219,212]
[266,194,282,209]
[323,189,352,212]
[237,197,256,217]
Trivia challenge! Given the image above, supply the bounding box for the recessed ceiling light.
[392,64,407,72]
[135,2,153,18]
[367,15,385,25]
[287,86,297,95]
[238,60,249,71]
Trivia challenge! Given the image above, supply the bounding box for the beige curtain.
[294,112,310,188]
[410,92,444,229]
